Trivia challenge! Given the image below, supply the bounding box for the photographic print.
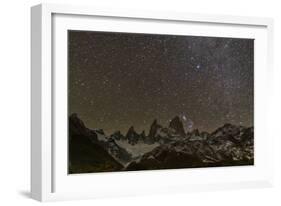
[68,30,254,174]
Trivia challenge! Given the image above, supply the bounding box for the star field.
[68,30,254,135]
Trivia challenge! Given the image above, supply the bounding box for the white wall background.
[0,0,280,205]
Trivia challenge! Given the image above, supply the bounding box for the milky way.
[68,30,254,135]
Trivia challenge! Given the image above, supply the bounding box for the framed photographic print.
[31,3,274,201]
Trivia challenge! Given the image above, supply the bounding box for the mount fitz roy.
[69,113,254,174]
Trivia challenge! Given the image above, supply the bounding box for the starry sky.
[68,30,254,135]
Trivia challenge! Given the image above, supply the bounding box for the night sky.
[68,30,254,135]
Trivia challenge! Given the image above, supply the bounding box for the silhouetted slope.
[69,114,123,173]
[69,134,123,173]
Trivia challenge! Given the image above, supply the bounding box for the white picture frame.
[31,3,274,202]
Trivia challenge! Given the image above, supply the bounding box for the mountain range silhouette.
[69,113,254,174]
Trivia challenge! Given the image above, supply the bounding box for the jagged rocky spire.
[169,116,186,136]
[148,119,162,137]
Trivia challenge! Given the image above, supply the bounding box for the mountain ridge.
[68,113,254,174]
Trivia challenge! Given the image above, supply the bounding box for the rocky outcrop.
[169,116,186,137]
[148,119,162,139]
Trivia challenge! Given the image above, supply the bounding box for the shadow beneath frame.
[18,190,31,198]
